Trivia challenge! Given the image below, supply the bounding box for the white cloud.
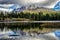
[0,0,59,8]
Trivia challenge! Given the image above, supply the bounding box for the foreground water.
[0,29,60,40]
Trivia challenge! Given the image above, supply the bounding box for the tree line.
[0,11,60,21]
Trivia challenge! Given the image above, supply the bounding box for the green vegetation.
[0,11,60,21]
[0,11,60,32]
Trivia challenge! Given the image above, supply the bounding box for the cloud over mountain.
[0,0,59,8]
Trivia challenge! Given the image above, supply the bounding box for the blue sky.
[0,0,59,8]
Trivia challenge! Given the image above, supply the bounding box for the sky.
[0,0,60,8]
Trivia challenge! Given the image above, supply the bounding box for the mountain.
[53,1,60,11]
[23,4,59,13]
[0,4,25,12]
[23,1,60,13]
[0,1,60,13]
[14,6,26,12]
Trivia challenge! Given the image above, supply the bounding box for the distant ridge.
[0,2,60,13]
[23,4,58,13]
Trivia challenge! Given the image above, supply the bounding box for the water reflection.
[0,23,59,40]
[0,29,59,40]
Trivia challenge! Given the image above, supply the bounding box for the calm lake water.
[0,21,59,40]
[0,29,59,40]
